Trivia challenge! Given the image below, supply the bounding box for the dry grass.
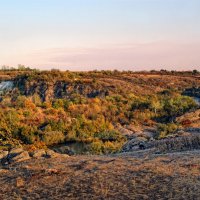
[0,151,200,200]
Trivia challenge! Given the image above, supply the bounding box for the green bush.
[89,140,104,154]
[157,123,179,138]
[94,130,125,142]
[41,131,65,145]
[12,125,39,144]
[88,139,125,154]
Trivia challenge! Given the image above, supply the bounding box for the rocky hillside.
[0,70,200,199]
[11,71,200,101]
[0,69,200,154]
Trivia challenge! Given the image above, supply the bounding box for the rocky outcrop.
[14,77,54,101]
[0,151,8,161]
[115,124,135,139]
[151,135,200,152]
[46,149,64,158]
[0,81,14,94]
[30,149,67,158]
[185,127,200,133]
[176,109,200,128]
[30,149,46,158]
[182,87,200,98]
[122,134,200,153]
[13,75,110,101]
[52,146,75,156]
[9,151,30,163]
[0,148,30,165]
[0,148,69,166]
[116,124,157,140]
[55,81,109,99]
[122,137,148,152]
[9,147,24,155]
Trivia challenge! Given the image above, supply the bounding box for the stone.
[31,149,46,158]
[16,177,25,187]
[45,149,60,158]
[122,137,148,152]
[7,148,24,161]
[62,154,70,158]
[9,147,24,155]
[140,131,157,139]
[45,168,59,174]
[54,146,74,155]
[0,169,9,173]
[0,151,8,160]
[9,151,30,163]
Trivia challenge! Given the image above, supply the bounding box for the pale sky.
[0,0,200,71]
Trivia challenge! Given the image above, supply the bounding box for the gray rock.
[185,128,200,133]
[45,150,60,158]
[0,151,9,165]
[9,151,30,163]
[31,149,46,158]
[0,151,8,160]
[141,131,157,139]
[117,127,134,136]
[62,154,70,158]
[54,146,74,155]
[8,147,24,161]
[115,124,135,139]
[9,147,23,155]
[122,137,148,152]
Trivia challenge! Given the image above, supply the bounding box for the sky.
[0,0,200,71]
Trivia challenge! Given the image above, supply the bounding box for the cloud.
[1,41,200,71]
[29,41,200,71]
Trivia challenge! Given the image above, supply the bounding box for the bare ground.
[0,151,200,200]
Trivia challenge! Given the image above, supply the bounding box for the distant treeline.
[0,65,199,76]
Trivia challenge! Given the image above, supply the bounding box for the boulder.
[7,147,24,161]
[0,169,9,173]
[9,147,23,155]
[0,151,8,160]
[16,177,25,187]
[54,146,74,155]
[176,130,191,137]
[125,125,142,133]
[115,124,135,139]
[140,131,157,139]
[0,151,9,165]
[122,137,148,152]
[62,154,70,158]
[116,126,134,136]
[9,151,30,163]
[45,150,60,158]
[30,149,46,158]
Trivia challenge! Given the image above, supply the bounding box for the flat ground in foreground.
[0,151,200,200]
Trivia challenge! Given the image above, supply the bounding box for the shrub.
[157,123,179,138]
[94,130,125,142]
[52,99,64,109]
[103,141,120,153]
[41,131,65,145]
[88,140,104,154]
[32,94,42,106]
[15,96,27,108]
[17,126,39,144]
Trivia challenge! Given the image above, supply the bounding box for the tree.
[192,69,199,75]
